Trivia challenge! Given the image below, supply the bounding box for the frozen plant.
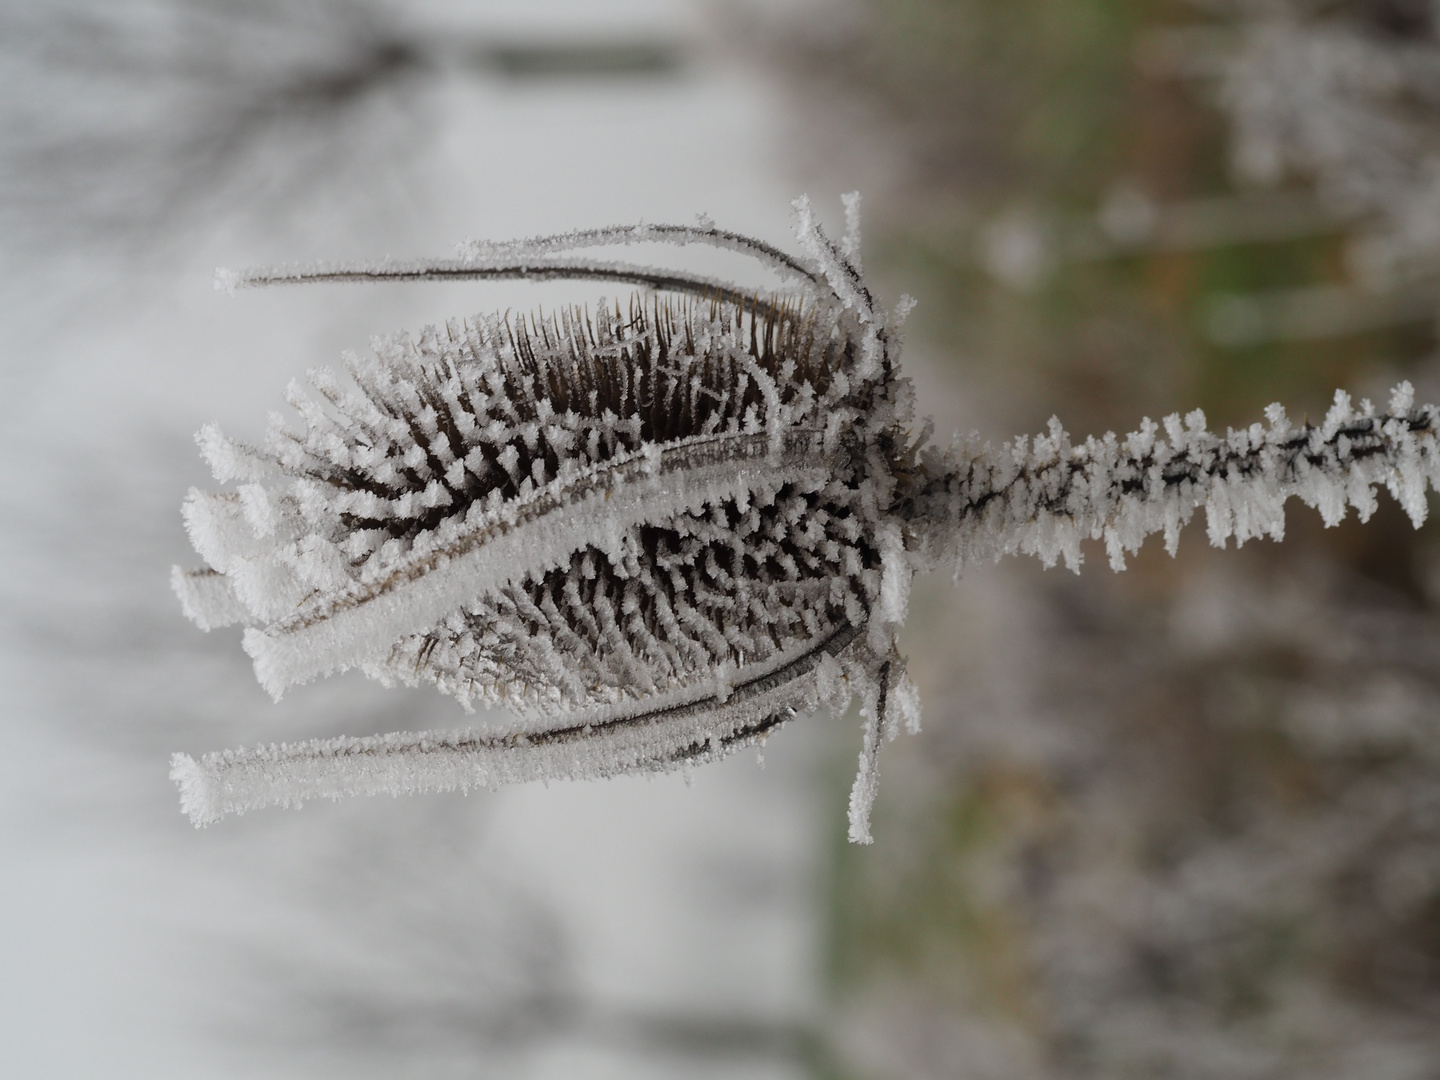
[173,195,1440,841]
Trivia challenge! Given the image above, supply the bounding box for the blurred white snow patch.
[1098,181,1158,246]
[981,208,1053,290]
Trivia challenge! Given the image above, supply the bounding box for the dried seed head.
[372,298,884,709]
[175,199,922,839]
[171,197,1440,839]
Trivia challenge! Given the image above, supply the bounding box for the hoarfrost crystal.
[172,197,1440,842]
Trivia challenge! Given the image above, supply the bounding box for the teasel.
[174,195,1440,842]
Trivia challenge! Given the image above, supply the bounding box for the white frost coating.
[170,752,220,825]
[891,668,922,736]
[456,221,820,289]
[178,198,1440,843]
[170,567,247,631]
[874,521,910,628]
[213,267,238,296]
[174,623,859,827]
[840,190,864,272]
[846,668,891,845]
[908,384,1440,579]
[195,423,271,484]
[246,440,833,698]
[182,490,270,572]
[792,195,886,381]
[178,200,919,840]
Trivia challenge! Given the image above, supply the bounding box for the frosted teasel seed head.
[174,196,924,841]
[173,196,1440,842]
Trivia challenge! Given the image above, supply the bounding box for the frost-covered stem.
[902,384,1440,574]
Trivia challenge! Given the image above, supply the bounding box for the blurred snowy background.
[4,0,1440,1078]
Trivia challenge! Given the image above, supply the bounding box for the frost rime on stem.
[903,383,1440,577]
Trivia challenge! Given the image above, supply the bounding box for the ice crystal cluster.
[173,196,1440,841]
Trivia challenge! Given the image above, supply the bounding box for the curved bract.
[174,196,922,842]
[173,621,865,828]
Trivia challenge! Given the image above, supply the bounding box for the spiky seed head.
[175,203,921,837]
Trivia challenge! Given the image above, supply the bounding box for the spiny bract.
[174,198,921,841]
